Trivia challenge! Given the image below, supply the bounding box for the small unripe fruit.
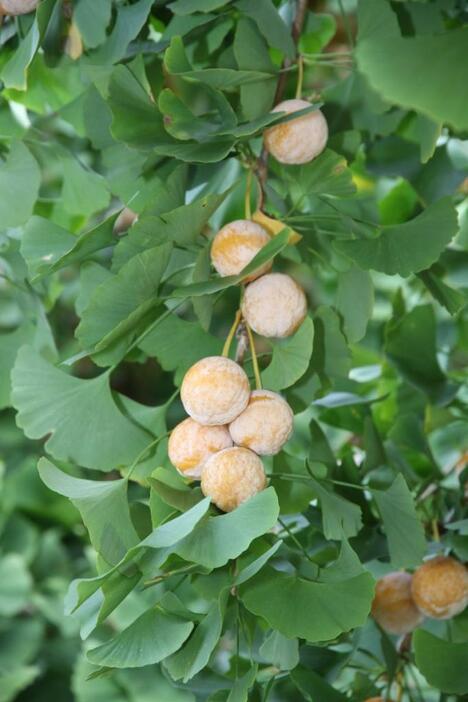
[411,555,468,619]
[114,207,137,235]
[241,273,307,338]
[211,220,271,281]
[229,390,293,455]
[264,99,328,165]
[181,356,250,426]
[0,0,38,14]
[168,418,232,479]
[371,572,423,635]
[201,446,266,512]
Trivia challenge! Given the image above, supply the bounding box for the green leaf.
[38,458,139,566]
[0,666,40,702]
[292,668,347,702]
[311,306,352,381]
[260,630,299,671]
[169,0,231,13]
[285,149,356,200]
[74,0,112,49]
[171,227,290,298]
[234,17,276,121]
[76,243,172,357]
[21,214,117,280]
[385,304,453,402]
[1,20,40,90]
[227,665,258,702]
[418,269,466,316]
[91,0,154,64]
[261,317,315,390]
[356,0,468,131]
[0,141,40,228]
[335,198,459,276]
[371,474,426,568]
[235,0,295,58]
[308,476,363,540]
[174,488,280,568]
[87,606,194,668]
[336,265,374,343]
[413,629,468,694]
[140,314,223,385]
[165,594,227,682]
[11,346,151,471]
[62,156,111,217]
[241,567,374,642]
[164,37,273,89]
[0,554,32,617]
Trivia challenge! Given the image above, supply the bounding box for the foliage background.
[0,0,467,700]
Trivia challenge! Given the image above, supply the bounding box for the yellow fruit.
[229,390,293,455]
[411,555,468,619]
[201,446,266,512]
[0,0,38,14]
[181,356,250,426]
[371,572,423,635]
[241,272,307,338]
[211,220,271,281]
[168,418,232,479]
[264,99,328,165]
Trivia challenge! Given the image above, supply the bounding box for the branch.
[256,0,309,210]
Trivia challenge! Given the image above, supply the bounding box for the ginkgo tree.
[0,0,467,701]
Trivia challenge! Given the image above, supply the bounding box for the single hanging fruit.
[411,555,468,619]
[201,446,266,512]
[168,418,233,479]
[0,0,39,14]
[181,356,250,426]
[371,572,423,635]
[264,99,328,165]
[211,219,271,281]
[229,389,293,455]
[241,272,307,338]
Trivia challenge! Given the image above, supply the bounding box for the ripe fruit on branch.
[411,555,468,619]
[211,219,271,281]
[114,207,137,235]
[241,272,307,338]
[0,0,38,14]
[168,418,232,479]
[181,356,250,426]
[229,389,293,455]
[201,446,266,512]
[264,99,328,165]
[371,572,423,635]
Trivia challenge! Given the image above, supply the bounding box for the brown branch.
[256,0,309,210]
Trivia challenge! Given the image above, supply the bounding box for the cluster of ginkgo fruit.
[168,101,329,511]
[363,554,468,701]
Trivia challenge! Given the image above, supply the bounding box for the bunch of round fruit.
[168,356,294,512]
[371,555,468,635]
[168,99,329,510]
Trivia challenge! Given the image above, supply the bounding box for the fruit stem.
[244,168,252,219]
[245,321,262,389]
[295,54,304,99]
[222,309,242,358]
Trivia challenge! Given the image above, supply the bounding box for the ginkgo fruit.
[411,555,468,619]
[168,417,232,479]
[241,272,307,338]
[181,356,250,426]
[201,446,266,512]
[371,572,423,635]
[229,389,293,455]
[211,219,271,281]
[114,207,137,235]
[0,0,38,13]
[264,99,328,165]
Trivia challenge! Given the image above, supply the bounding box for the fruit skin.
[0,0,38,14]
[411,555,468,619]
[168,418,233,479]
[211,219,271,281]
[181,356,250,426]
[229,389,293,456]
[241,272,307,338]
[114,207,137,235]
[371,572,423,635]
[264,99,328,165]
[201,446,266,512]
